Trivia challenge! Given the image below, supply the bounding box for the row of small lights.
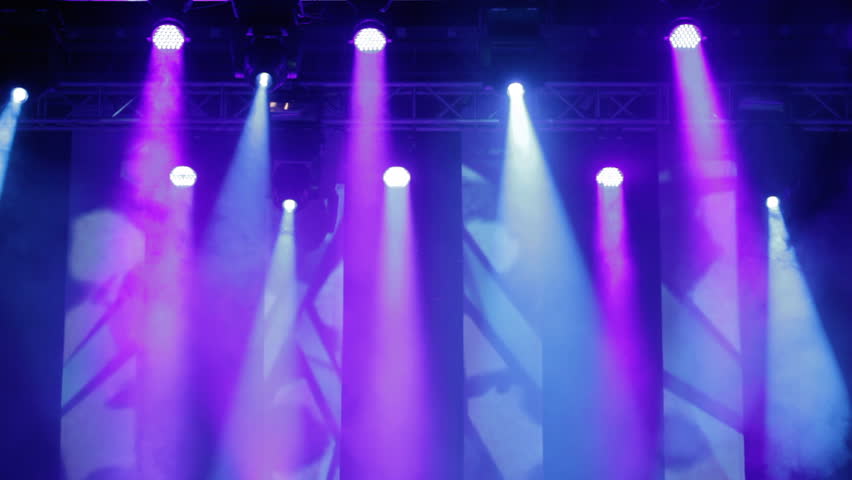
[172,164,780,217]
[151,21,702,53]
[170,165,412,189]
[8,20,702,110]
[168,165,412,212]
[150,23,391,53]
[17,74,782,213]
[8,19,702,102]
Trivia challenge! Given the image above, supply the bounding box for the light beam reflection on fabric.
[668,42,749,479]
[258,210,301,477]
[123,46,194,479]
[766,207,851,478]
[0,100,23,200]
[378,185,429,475]
[344,46,435,478]
[204,78,279,480]
[594,181,650,474]
[503,91,599,477]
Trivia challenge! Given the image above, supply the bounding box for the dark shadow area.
[0,132,71,478]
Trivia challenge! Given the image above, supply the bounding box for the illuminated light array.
[669,24,702,49]
[596,167,624,188]
[383,166,411,188]
[152,23,186,51]
[354,27,387,53]
[169,165,197,187]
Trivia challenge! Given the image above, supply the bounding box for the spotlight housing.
[170,166,197,187]
[596,167,624,188]
[257,72,272,88]
[766,196,780,210]
[151,21,187,51]
[11,87,29,104]
[383,166,411,188]
[283,199,297,212]
[668,23,702,49]
[507,82,525,98]
[272,161,339,251]
[241,27,296,87]
[353,20,388,53]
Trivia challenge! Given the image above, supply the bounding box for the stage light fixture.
[507,82,525,98]
[257,72,272,88]
[151,22,186,51]
[766,196,780,210]
[11,87,28,104]
[170,166,197,187]
[241,26,296,87]
[383,166,411,188]
[669,23,702,49]
[353,26,387,53]
[596,167,624,188]
[272,161,339,252]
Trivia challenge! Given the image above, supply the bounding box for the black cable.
[187,1,231,12]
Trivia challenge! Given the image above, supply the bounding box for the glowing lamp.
[383,166,411,188]
[11,87,28,104]
[354,27,387,53]
[152,23,186,51]
[596,167,624,188]
[669,24,702,49]
[170,166,197,187]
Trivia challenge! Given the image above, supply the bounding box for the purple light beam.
[124,45,194,480]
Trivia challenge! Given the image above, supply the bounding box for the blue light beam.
[766,207,851,478]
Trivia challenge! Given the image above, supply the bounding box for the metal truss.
[19,81,852,131]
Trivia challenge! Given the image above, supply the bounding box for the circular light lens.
[669,24,702,49]
[11,87,28,104]
[507,82,525,98]
[383,166,411,188]
[170,166,197,187]
[766,196,780,210]
[354,27,387,53]
[596,167,624,188]
[257,72,272,88]
[152,23,186,51]
[283,199,298,212]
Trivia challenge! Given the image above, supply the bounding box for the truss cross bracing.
[19,82,852,131]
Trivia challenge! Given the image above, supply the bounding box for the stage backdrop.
[461,128,664,480]
[61,129,343,480]
[57,124,851,480]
